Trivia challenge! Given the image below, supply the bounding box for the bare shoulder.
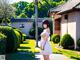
[46,28,50,33]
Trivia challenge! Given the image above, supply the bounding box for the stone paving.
[35,53,72,60]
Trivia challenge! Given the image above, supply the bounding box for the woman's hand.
[44,34,48,41]
[40,45,44,50]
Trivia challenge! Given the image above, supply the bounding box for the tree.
[23,2,35,18]
[12,1,29,16]
[38,0,64,17]
[0,0,16,25]
[12,0,66,18]
[18,13,27,18]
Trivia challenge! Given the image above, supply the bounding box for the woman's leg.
[43,55,50,60]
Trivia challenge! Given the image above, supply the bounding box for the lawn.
[6,39,80,60]
[17,39,36,52]
[50,41,80,60]
[6,39,36,60]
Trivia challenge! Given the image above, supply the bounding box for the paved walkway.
[35,53,71,60]
[35,41,72,60]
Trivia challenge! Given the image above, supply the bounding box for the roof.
[11,18,51,22]
[49,3,65,13]
[49,0,80,14]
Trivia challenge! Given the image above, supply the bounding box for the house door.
[54,18,61,35]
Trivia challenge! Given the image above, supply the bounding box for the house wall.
[61,12,77,49]
[76,11,80,41]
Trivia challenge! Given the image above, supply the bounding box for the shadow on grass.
[71,56,80,60]
[18,47,31,49]
[53,50,63,54]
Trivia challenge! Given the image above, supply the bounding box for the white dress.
[40,29,52,55]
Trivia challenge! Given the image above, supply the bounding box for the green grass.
[50,41,80,60]
[17,39,36,52]
[6,39,80,60]
[6,39,36,60]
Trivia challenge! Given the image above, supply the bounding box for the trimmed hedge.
[13,27,27,42]
[60,34,74,49]
[77,39,80,48]
[29,28,35,38]
[51,34,60,44]
[0,26,20,53]
[14,30,20,48]
[29,27,43,39]
[0,33,7,54]
[22,33,27,41]
[14,29,23,43]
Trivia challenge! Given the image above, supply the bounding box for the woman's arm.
[44,33,48,41]
[40,40,46,50]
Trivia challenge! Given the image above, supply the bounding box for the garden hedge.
[13,29,23,43]
[51,34,60,44]
[77,39,80,48]
[0,26,20,53]
[0,33,7,54]
[13,27,27,42]
[60,34,74,49]
[29,27,43,39]
[14,30,21,48]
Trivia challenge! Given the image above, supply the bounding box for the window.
[64,15,68,20]
[20,24,24,28]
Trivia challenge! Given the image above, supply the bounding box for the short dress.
[40,29,52,55]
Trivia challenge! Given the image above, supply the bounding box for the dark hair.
[42,20,49,29]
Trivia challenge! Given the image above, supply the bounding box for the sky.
[11,0,33,3]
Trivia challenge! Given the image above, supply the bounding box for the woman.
[40,20,52,60]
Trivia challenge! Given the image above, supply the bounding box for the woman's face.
[43,24,47,29]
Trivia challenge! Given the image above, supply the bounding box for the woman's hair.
[42,20,49,29]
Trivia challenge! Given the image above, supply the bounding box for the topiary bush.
[14,30,21,48]
[29,28,35,38]
[0,33,7,54]
[29,27,43,39]
[14,29,23,43]
[0,26,20,53]
[51,34,60,44]
[22,33,27,41]
[60,34,74,49]
[77,39,80,48]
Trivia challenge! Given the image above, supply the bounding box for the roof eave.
[58,8,80,15]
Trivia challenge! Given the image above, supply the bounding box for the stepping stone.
[35,53,71,60]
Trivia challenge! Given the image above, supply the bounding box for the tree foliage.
[12,0,67,18]
[0,0,16,25]
[18,13,27,18]
[12,1,29,16]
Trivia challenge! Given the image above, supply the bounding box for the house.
[48,0,80,49]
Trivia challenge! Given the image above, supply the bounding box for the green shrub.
[60,34,74,49]
[77,39,80,48]
[26,36,30,39]
[0,33,7,54]
[14,29,23,43]
[0,26,19,53]
[14,30,20,48]
[29,27,43,39]
[22,33,27,41]
[38,27,43,35]
[51,34,60,43]
[29,28,35,38]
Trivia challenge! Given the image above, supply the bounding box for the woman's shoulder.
[44,28,50,34]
